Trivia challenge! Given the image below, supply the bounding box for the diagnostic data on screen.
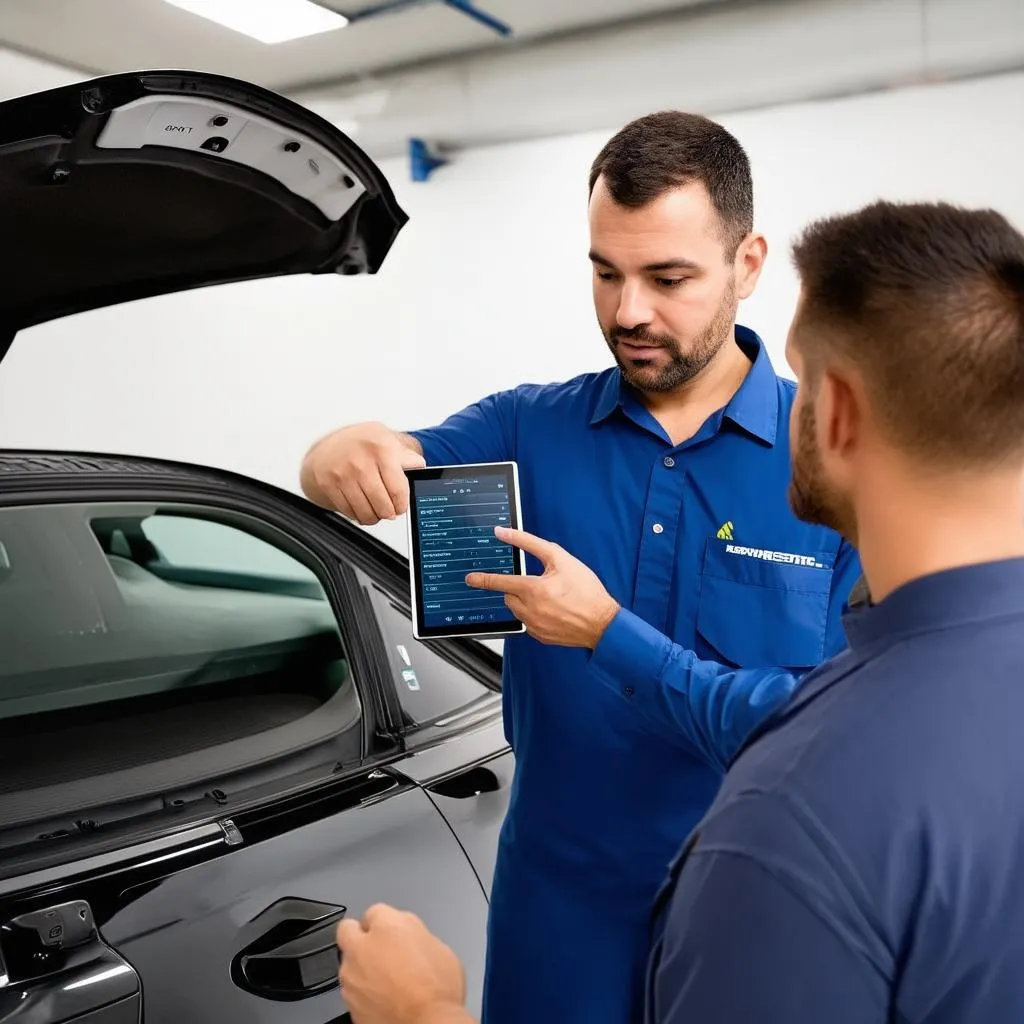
[414,473,517,629]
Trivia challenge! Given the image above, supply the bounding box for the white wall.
[2,69,1023,553]
[0,46,84,100]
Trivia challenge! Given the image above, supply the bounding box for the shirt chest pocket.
[694,537,834,670]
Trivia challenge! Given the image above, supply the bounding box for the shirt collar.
[846,574,873,609]
[843,557,1024,653]
[589,324,779,446]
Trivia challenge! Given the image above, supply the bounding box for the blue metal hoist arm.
[344,0,512,38]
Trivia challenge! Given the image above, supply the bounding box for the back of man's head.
[589,110,754,257]
[791,200,1024,470]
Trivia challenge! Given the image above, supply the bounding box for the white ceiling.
[0,0,718,91]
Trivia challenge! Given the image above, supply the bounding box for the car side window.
[366,583,495,728]
[137,513,319,581]
[0,501,361,808]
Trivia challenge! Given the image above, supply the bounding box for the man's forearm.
[589,608,799,772]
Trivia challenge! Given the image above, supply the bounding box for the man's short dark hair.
[792,200,1024,468]
[588,111,754,257]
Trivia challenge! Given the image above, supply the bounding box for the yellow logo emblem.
[716,521,734,541]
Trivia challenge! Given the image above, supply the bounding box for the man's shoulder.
[719,633,1000,837]
[511,367,617,405]
[695,662,871,878]
[718,651,892,813]
[498,368,619,430]
[773,369,799,404]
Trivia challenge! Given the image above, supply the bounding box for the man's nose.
[616,282,653,329]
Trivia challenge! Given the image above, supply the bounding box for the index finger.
[495,526,559,565]
[465,570,533,596]
[362,903,395,927]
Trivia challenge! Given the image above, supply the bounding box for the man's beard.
[604,281,738,394]
[788,400,856,540]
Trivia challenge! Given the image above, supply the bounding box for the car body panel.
[424,748,514,898]
[100,783,489,1022]
[0,771,490,1022]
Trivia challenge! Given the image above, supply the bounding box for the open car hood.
[0,70,408,359]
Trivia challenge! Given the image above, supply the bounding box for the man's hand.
[336,905,471,1024]
[466,527,620,649]
[300,422,426,525]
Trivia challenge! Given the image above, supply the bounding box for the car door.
[0,454,491,1024]
[353,560,514,897]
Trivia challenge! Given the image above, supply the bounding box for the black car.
[0,70,512,1024]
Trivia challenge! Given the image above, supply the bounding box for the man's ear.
[818,367,862,467]
[735,233,767,300]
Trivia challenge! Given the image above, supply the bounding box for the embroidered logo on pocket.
[716,520,735,540]
[725,542,825,569]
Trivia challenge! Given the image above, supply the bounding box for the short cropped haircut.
[589,111,754,257]
[792,200,1024,468]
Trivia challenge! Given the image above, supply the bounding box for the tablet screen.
[406,462,526,640]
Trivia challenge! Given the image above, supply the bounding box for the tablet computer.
[405,461,527,641]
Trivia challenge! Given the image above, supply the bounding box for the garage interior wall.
[1,67,1022,554]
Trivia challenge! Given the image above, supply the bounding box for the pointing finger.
[494,526,560,565]
[465,571,533,596]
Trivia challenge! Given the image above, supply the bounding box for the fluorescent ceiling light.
[162,0,348,45]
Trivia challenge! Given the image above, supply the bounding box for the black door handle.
[428,765,501,800]
[231,898,346,1002]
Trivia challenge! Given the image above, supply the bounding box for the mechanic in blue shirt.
[302,111,860,1024]
[332,200,1024,1024]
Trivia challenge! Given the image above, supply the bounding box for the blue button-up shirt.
[410,328,861,1024]
[647,557,1024,1024]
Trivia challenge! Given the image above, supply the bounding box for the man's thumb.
[336,918,362,951]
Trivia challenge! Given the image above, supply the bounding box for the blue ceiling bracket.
[345,0,513,181]
[441,0,512,37]
[345,0,512,38]
[409,138,449,181]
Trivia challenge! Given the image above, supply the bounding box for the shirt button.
[663,456,675,468]
[623,685,635,697]
[652,523,664,535]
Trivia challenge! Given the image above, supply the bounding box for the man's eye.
[596,271,617,282]
[657,278,686,289]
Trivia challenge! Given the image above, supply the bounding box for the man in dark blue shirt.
[643,200,1024,1022]
[331,201,1024,1024]
[303,111,860,1023]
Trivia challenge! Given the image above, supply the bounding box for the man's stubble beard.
[604,279,738,394]
[788,399,856,542]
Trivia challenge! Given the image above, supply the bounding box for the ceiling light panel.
[162,0,349,45]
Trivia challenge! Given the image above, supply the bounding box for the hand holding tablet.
[405,462,527,640]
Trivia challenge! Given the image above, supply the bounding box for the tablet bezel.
[405,461,527,641]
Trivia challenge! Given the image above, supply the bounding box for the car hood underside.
[0,70,407,349]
